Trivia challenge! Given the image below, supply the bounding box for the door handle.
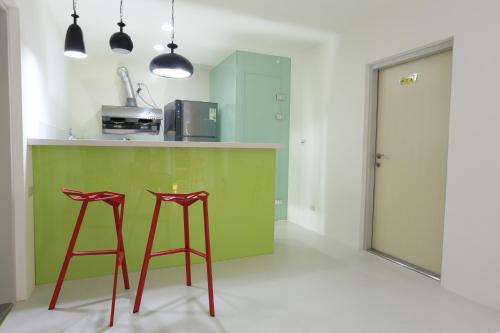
[376,153,385,168]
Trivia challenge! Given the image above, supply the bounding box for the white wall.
[69,56,211,139]
[13,0,70,138]
[289,39,336,234]
[5,0,71,300]
[289,0,500,310]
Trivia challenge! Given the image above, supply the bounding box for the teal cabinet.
[210,51,291,220]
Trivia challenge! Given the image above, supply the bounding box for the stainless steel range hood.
[102,67,162,135]
[102,105,163,135]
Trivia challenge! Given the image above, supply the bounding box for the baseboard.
[0,303,13,326]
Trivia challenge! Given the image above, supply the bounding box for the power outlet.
[276,94,286,102]
[275,199,283,206]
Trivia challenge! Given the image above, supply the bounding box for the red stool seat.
[48,188,130,327]
[133,190,215,317]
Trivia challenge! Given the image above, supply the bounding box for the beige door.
[372,50,453,275]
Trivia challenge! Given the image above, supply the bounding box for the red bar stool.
[133,190,215,317]
[48,188,130,327]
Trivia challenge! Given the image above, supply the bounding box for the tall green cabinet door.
[243,74,289,220]
[210,51,291,221]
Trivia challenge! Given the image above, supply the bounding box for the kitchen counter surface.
[28,138,282,149]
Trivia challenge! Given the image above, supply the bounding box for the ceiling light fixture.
[109,0,134,54]
[153,44,165,52]
[161,23,173,32]
[149,0,193,78]
[64,0,87,58]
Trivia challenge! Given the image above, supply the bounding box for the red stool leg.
[183,205,192,286]
[113,202,130,289]
[49,201,89,310]
[202,198,215,317]
[133,198,162,313]
[108,201,129,327]
[109,251,120,327]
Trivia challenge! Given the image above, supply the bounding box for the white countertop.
[28,138,282,149]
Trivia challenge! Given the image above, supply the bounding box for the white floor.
[2,222,500,333]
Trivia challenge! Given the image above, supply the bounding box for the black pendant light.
[64,0,87,58]
[109,0,133,54]
[149,0,193,78]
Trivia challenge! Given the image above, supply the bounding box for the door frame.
[0,0,16,305]
[0,0,24,302]
[361,38,454,253]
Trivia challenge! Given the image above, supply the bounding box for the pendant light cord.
[120,0,124,23]
[166,0,177,53]
[72,0,79,23]
[170,0,175,44]
[117,0,125,31]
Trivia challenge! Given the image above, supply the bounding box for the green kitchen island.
[29,139,279,285]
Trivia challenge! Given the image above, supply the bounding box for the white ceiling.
[46,0,409,67]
